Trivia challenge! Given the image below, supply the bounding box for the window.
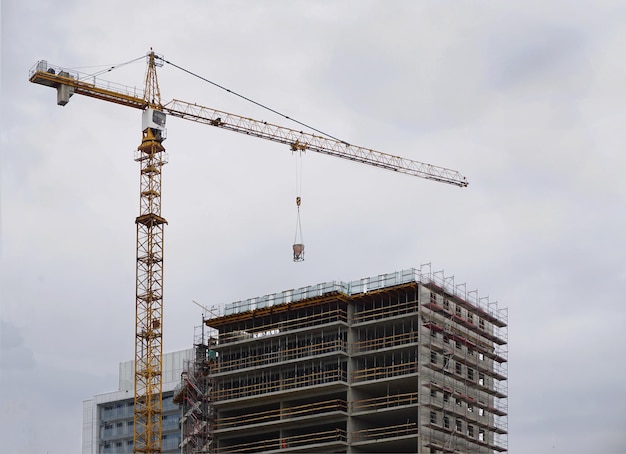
[455,305,462,316]
[478,352,484,361]
[467,404,474,413]
[431,389,437,398]
[478,407,484,416]
[479,373,485,386]
[467,368,474,381]
[456,419,463,433]
[443,299,450,310]
[455,362,463,375]
[430,411,437,424]
[468,425,475,437]
[455,340,462,350]
[455,398,462,407]
[443,392,450,403]
[431,352,438,364]
[479,318,485,330]
[468,347,475,356]
[444,415,450,429]
[479,429,485,441]
[444,335,450,344]
[431,329,437,338]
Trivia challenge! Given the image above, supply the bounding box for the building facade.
[176,267,508,453]
[83,349,194,453]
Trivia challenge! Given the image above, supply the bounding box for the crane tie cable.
[75,55,146,82]
[163,58,345,144]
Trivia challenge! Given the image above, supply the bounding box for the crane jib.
[163,102,468,188]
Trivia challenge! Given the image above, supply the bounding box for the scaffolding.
[174,323,217,453]
[177,267,508,453]
[420,266,508,453]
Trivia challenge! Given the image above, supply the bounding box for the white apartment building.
[82,349,193,453]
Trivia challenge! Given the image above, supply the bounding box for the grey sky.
[2,1,625,452]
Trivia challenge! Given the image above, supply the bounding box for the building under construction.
[174,266,508,453]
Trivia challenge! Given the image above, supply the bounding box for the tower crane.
[29,51,468,453]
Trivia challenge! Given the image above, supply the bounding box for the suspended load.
[293,243,304,262]
[293,150,304,262]
[293,196,304,262]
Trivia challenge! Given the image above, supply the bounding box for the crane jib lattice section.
[164,100,468,186]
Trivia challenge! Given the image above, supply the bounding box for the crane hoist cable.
[163,58,348,263]
[293,150,305,262]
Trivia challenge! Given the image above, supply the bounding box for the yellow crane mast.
[133,52,167,453]
[29,51,468,453]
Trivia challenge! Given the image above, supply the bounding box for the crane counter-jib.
[29,60,147,108]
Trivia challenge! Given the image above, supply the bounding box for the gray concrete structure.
[176,267,508,453]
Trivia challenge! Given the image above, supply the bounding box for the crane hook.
[293,155,304,262]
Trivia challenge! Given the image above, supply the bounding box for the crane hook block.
[296,196,301,207]
[293,243,305,262]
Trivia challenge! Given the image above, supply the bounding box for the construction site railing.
[214,428,347,453]
[217,308,348,344]
[424,422,507,452]
[216,399,347,429]
[353,299,419,324]
[422,361,508,399]
[353,330,419,353]
[214,368,348,401]
[352,361,418,383]
[217,338,348,373]
[422,300,507,346]
[352,392,419,413]
[352,422,418,442]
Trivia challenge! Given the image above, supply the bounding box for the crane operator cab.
[142,107,167,140]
